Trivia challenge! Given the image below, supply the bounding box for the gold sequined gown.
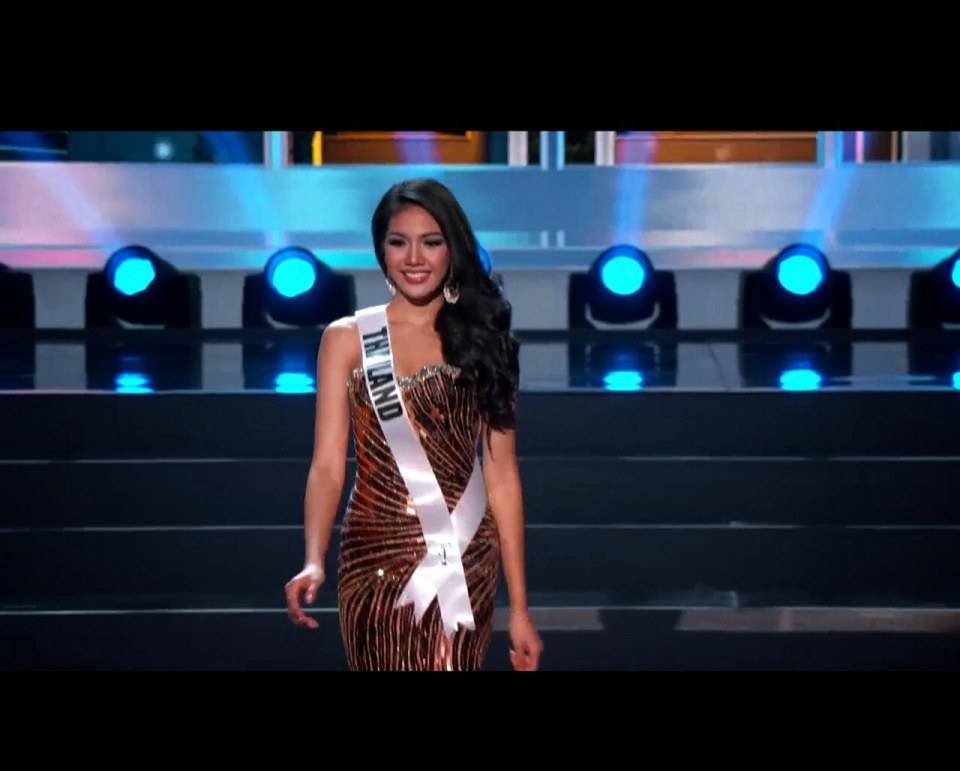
[339,363,501,671]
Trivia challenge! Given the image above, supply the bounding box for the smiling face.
[382,204,450,302]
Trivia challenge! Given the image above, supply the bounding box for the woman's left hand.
[509,610,543,671]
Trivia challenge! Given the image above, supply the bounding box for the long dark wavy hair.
[371,178,519,441]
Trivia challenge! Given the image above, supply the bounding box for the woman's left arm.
[482,419,543,670]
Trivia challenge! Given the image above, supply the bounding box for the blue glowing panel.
[269,256,317,298]
[779,368,823,391]
[115,372,154,394]
[777,254,824,296]
[603,370,644,391]
[275,372,315,394]
[601,255,647,296]
[112,258,156,296]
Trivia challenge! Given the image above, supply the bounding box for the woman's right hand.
[285,563,325,629]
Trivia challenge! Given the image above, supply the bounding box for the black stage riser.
[4,528,960,606]
[2,613,959,671]
[3,391,960,460]
[1,458,955,528]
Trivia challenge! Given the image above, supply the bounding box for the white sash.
[355,304,487,638]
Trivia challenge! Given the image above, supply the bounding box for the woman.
[284,178,542,671]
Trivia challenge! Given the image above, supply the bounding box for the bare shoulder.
[321,315,361,371]
[324,314,358,336]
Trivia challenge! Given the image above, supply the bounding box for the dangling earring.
[443,281,460,304]
[385,276,397,297]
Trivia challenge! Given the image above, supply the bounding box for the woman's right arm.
[285,318,354,628]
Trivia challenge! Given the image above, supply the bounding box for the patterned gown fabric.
[338,363,501,671]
